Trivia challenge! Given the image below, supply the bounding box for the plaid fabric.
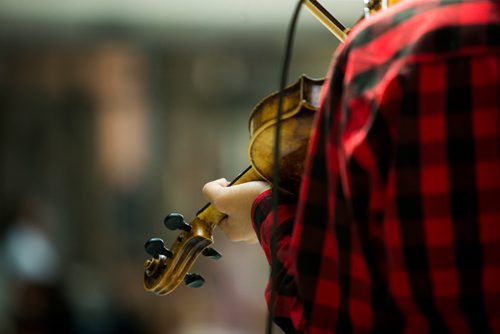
[251,0,500,332]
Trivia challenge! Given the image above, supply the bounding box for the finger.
[218,217,241,242]
[219,217,258,244]
[246,234,259,245]
[214,178,229,187]
[202,179,228,202]
[218,217,229,230]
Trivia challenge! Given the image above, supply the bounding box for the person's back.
[290,0,500,331]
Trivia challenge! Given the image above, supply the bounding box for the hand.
[202,179,270,244]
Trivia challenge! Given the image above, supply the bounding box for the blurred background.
[0,0,360,333]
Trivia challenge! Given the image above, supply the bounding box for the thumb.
[214,178,230,187]
[202,178,229,202]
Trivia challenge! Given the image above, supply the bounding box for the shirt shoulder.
[348,0,500,43]
[333,0,500,90]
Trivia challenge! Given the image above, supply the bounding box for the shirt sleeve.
[251,190,306,333]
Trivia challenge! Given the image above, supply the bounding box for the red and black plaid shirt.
[251,0,500,332]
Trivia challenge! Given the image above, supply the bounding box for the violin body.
[249,75,324,194]
[143,75,324,295]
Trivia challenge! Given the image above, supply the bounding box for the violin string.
[268,1,304,333]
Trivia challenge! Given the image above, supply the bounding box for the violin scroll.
[143,213,218,295]
[143,166,261,295]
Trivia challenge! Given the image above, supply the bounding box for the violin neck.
[227,165,261,187]
[303,0,350,42]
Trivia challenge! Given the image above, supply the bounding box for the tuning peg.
[164,213,192,232]
[202,247,222,260]
[184,273,205,288]
[144,238,173,258]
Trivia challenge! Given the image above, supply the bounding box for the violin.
[143,0,389,296]
[143,75,323,295]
